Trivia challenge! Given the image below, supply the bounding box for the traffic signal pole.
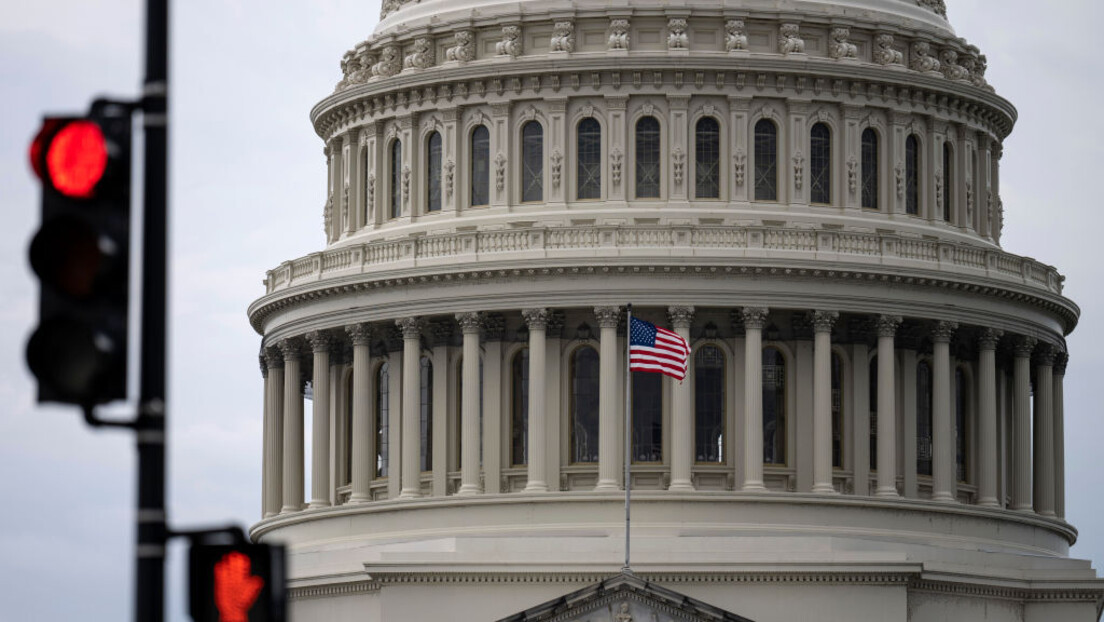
[136,0,168,619]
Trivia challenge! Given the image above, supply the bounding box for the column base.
[279,505,300,515]
[1013,503,1034,512]
[668,481,695,492]
[308,500,332,509]
[931,492,957,503]
[457,484,482,496]
[348,494,371,504]
[398,489,422,499]
[874,488,900,498]
[594,480,620,492]
[976,498,1000,508]
[523,482,549,493]
[742,481,767,492]
[812,483,838,494]
[1037,509,1057,517]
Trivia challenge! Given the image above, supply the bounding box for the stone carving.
[455,312,484,334]
[396,317,424,339]
[550,21,575,53]
[828,27,858,59]
[895,163,905,200]
[847,157,858,195]
[610,148,623,187]
[672,147,685,187]
[306,330,332,353]
[522,308,550,330]
[1013,335,1037,357]
[935,170,943,214]
[910,41,941,74]
[366,174,375,216]
[741,307,770,330]
[734,148,747,186]
[551,148,563,189]
[372,45,400,78]
[940,49,969,81]
[874,34,903,65]
[594,306,621,329]
[810,310,839,333]
[496,25,522,58]
[931,320,958,343]
[346,324,372,347]
[444,159,455,199]
[323,197,332,236]
[779,23,805,55]
[793,152,805,190]
[495,152,507,193]
[972,54,993,91]
[402,165,411,206]
[341,188,349,230]
[916,0,948,18]
[874,315,902,338]
[667,306,695,329]
[667,18,688,50]
[966,179,974,222]
[446,30,475,62]
[609,19,630,50]
[403,37,434,70]
[278,337,302,361]
[615,601,633,622]
[335,51,357,91]
[978,327,1003,350]
[725,20,748,52]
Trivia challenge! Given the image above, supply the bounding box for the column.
[668,306,695,491]
[811,311,839,494]
[1033,344,1056,517]
[875,315,902,497]
[397,318,423,499]
[1054,352,1067,518]
[279,338,304,514]
[482,316,505,494]
[1012,336,1036,511]
[522,309,549,492]
[595,306,622,491]
[977,328,1002,507]
[931,321,958,502]
[346,324,373,503]
[742,307,769,491]
[457,312,484,495]
[430,322,450,497]
[262,348,284,517]
[307,331,332,509]
[386,337,403,499]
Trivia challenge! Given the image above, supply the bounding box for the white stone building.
[247,0,1104,619]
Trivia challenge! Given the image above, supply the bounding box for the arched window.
[861,128,879,209]
[942,141,954,222]
[577,118,602,200]
[831,352,843,469]
[419,356,433,472]
[809,122,832,205]
[763,346,786,465]
[695,117,721,199]
[956,367,968,483]
[570,346,600,463]
[521,121,544,203]
[375,362,389,478]
[869,356,878,471]
[632,371,662,463]
[511,349,529,466]
[917,360,933,477]
[635,116,661,198]
[754,119,778,201]
[426,131,442,212]
[471,125,490,207]
[694,345,725,463]
[390,139,402,219]
[905,135,920,216]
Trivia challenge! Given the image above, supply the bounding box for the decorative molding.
[810,310,839,333]
[446,31,475,63]
[396,316,423,339]
[725,20,748,52]
[608,19,630,51]
[829,27,858,60]
[741,307,770,330]
[306,330,332,353]
[875,315,903,339]
[594,306,621,329]
[496,25,522,58]
[668,306,695,329]
[403,37,434,70]
[550,21,575,53]
[911,41,941,74]
[779,23,805,55]
[874,34,903,66]
[931,320,958,343]
[522,308,550,331]
[346,323,372,346]
[456,312,484,334]
[667,18,688,50]
[734,148,747,187]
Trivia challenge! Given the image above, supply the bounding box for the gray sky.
[1,1,1101,620]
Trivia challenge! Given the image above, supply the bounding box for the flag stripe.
[628,316,690,381]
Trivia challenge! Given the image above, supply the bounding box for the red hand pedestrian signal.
[214,551,264,622]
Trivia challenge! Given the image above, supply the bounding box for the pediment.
[497,572,755,622]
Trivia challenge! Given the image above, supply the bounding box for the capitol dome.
[248,0,1104,619]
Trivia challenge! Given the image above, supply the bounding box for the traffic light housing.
[27,109,132,407]
[189,543,287,622]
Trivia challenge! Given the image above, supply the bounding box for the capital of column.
[977,327,1003,350]
[1013,335,1038,357]
[396,317,424,340]
[306,330,332,353]
[667,306,695,330]
[1033,343,1057,367]
[931,321,958,344]
[1054,351,1069,375]
[264,347,284,370]
[345,323,372,346]
[741,307,770,330]
[874,315,902,338]
[259,354,268,378]
[278,338,302,361]
[594,306,622,329]
[522,308,550,331]
[810,310,839,334]
[456,312,485,335]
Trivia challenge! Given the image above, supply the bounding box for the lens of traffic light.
[26,318,117,405]
[28,215,111,300]
[45,120,108,199]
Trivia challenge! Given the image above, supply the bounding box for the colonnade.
[259,306,1067,521]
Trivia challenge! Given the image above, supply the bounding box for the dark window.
[420,357,433,472]
[343,374,353,486]
[521,121,543,203]
[632,372,662,463]
[577,118,602,200]
[570,346,600,463]
[861,128,879,209]
[695,117,721,199]
[426,131,442,212]
[917,361,933,477]
[511,349,529,466]
[635,116,661,198]
[906,135,920,215]
[942,141,953,222]
[695,345,725,463]
[390,140,402,219]
[376,362,389,478]
[471,125,490,206]
[754,119,778,201]
[763,346,786,465]
[956,368,968,482]
[831,352,843,469]
[809,122,831,204]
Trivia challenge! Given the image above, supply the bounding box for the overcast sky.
[1,1,1102,620]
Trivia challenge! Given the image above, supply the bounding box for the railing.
[263,225,1066,298]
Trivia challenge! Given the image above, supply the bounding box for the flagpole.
[623,303,632,574]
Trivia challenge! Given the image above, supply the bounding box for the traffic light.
[189,543,286,622]
[26,107,132,407]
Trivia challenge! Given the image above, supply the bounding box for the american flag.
[629,316,690,381]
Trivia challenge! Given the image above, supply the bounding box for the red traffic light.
[190,543,286,622]
[45,120,109,198]
[215,551,265,622]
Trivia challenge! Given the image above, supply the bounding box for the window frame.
[569,345,601,464]
[809,121,832,205]
[753,118,780,202]
[694,116,722,200]
[860,127,880,210]
[633,115,663,200]
[519,120,544,204]
[575,117,603,201]
[694,343,727,465]
[470,124,491,208]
